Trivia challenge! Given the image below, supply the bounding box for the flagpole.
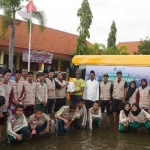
[28,11,32,72]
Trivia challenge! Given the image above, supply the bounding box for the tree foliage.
[107,20,117,50]
[0,0,46,71]
[138,38,150,55]
[88,43,105,55]
[74,0,93,55]
[98,43,130,55]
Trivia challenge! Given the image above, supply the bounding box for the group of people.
[0,67,150,144]
[0,68,70,143]
[83,70,150,134]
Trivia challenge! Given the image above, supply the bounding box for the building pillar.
[38,63,44,71]
[0,50,4,65]
[57,59,61,71]
[16,55,20,70]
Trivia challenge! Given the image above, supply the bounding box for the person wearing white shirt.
[83,70,99,111]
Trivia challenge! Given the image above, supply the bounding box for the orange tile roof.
[0,16,91,57]
[117,41,141,54]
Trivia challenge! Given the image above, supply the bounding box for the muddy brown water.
[1,118,150,150]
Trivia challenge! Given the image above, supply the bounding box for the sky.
[3,0,150,45]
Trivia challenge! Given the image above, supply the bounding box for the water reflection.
[1,120,150,150]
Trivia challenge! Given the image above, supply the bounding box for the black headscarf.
[126,81,136,101]
[123,102,131,117]
[0,96,5,107]
[141,78,147,89]
[131,103,141,116]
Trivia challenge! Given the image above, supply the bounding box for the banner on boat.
[85,65,150,87]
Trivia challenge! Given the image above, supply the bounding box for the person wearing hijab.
[130,103,150,134]
[138,79,150,112]
[119,102,131,132]
[126,81,138,105]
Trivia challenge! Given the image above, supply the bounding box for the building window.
[61,61,70,72]
[4,55,16,70]
[44,60,58,71]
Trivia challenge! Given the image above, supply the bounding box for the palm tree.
[0,0,46,71]
[117,45,130,55]
[98,43,130,55]
[99,44,107,54]
[88,43,106,55]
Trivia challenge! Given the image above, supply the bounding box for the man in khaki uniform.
[54,72,69,112]
[112,70,127,122]
[0,69,13,140]
[23,72,36,117]
[7,104,28,144]
[45,69,61,115]
[11,70,25,114]
[35,73,47,113]
[100,73,113,121]
[20,67,28,82]
[55,104,77,136]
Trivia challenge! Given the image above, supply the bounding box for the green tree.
[107,21,117,50]
[0,0,46,71]
[117,45,130,55]
[88,43,105,55]
[74,0,93,55]
[138,38,150,54]
[98,43,130,55]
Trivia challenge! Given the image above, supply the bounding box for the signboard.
[22,50,53,64]
[85,65,150,87]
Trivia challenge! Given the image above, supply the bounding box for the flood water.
[1,117,150,150]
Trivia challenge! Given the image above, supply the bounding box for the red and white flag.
[18,0,37,19]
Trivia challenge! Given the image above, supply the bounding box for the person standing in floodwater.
[137,79,150,112]
[70,69,85,105]
[54,72,69,112]
[23,72,36,117]
[83,70,99,111]
[45,69,61,116]
[112,71,127,122]
[35,73,47,113]
[0,69,13,140]
[100,73,113,122]
[11,70,25,114]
